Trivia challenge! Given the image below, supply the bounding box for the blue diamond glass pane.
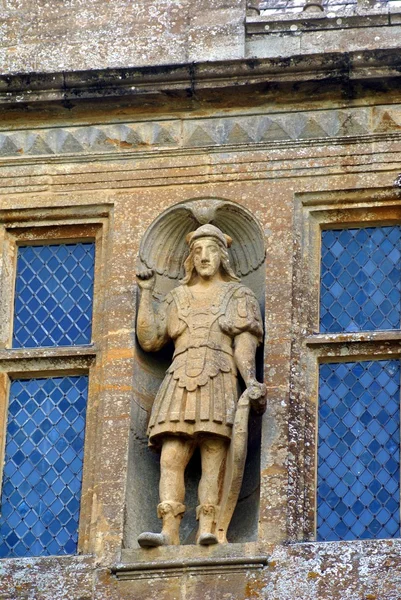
[317,360,400,541]
[0,376,88,557]
[320,226,401,332]
[12,243,95,348]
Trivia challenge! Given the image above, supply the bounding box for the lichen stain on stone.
[106,347,135,361]
[261,464,287,477]
[244,575,266,599]
[307,571,320,579]
[0,555,95,599]
[105,137,135,149]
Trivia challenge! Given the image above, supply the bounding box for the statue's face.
[192,238,222,279]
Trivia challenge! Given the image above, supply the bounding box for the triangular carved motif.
[373,111,401,133]
[58,132,85,153]
[225,123,255,145]
[0,135,20,156]
[23,133,54,155]
[124,127,146,147]
[258,118,291,142]
[45,129,84,154]
[152,124,179,146]
[299,118,330,139]
[338,112,369,136]
[89,127,109,150]
[185,125,217,147]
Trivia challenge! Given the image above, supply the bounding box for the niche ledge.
[114,542,269,580]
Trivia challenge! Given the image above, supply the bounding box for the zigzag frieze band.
[0,106,400,158]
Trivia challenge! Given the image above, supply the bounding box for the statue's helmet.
[186,224,232,248]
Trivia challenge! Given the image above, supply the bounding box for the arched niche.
[124,198,266,548]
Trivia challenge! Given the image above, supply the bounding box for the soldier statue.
[136,224,266,547]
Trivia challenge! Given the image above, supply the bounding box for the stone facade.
[0,0,401,598]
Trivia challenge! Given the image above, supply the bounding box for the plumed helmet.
[186,224,232,248]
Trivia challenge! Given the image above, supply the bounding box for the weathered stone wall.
[1,0,401,74]
[0,1,401,597]
[0,70,400,596]
[1,540,401,599]
[0,0,246,73]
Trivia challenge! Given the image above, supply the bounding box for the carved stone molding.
[0,105,401,160]
[112,556,269,580]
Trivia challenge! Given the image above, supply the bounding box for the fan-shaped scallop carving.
[139,205,198,280]
[138,199,265,294]
[212,203,266,277]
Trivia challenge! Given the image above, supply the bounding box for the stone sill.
[0,346,97,374]
[306,330,401,345]
[246,8,401,33]
[114,543,269,580]
[0,553,94,564]
[0,346,96,362]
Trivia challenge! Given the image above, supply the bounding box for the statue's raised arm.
[137,224,266,548]
[136,268,169,352]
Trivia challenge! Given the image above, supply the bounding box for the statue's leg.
[197,437,229,545]
[159,436,195,505]
[138,436,194,548]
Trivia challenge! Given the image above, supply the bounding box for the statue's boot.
[196,504,219,546]
[137,501,185,548]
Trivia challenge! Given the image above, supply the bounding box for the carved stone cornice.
[0,48,400,106]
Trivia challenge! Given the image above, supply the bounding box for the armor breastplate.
[171,284,239,379]
[185,308,219,345]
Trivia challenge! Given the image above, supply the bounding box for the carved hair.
[181,239,240,284]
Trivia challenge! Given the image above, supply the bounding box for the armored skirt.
[147,282,263,447]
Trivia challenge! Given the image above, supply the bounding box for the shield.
[215,390,250,543]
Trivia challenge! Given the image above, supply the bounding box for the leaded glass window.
[0,238,95,558]
[0,376,88,557]
[12,243,95,348]
[317,360,400,541]
[317,223,401,542]
[320,226,401,333]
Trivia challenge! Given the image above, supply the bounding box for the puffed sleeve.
[165,290,186,340]
[220,286,263,342]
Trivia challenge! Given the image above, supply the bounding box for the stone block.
[246,34,302,60]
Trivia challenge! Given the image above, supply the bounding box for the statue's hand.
[247,379,267,415]
[136,269,156,290]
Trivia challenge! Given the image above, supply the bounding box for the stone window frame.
[0,204,111,555]
[290,187,401,542]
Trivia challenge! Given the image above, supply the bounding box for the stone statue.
[136,224,266,547]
